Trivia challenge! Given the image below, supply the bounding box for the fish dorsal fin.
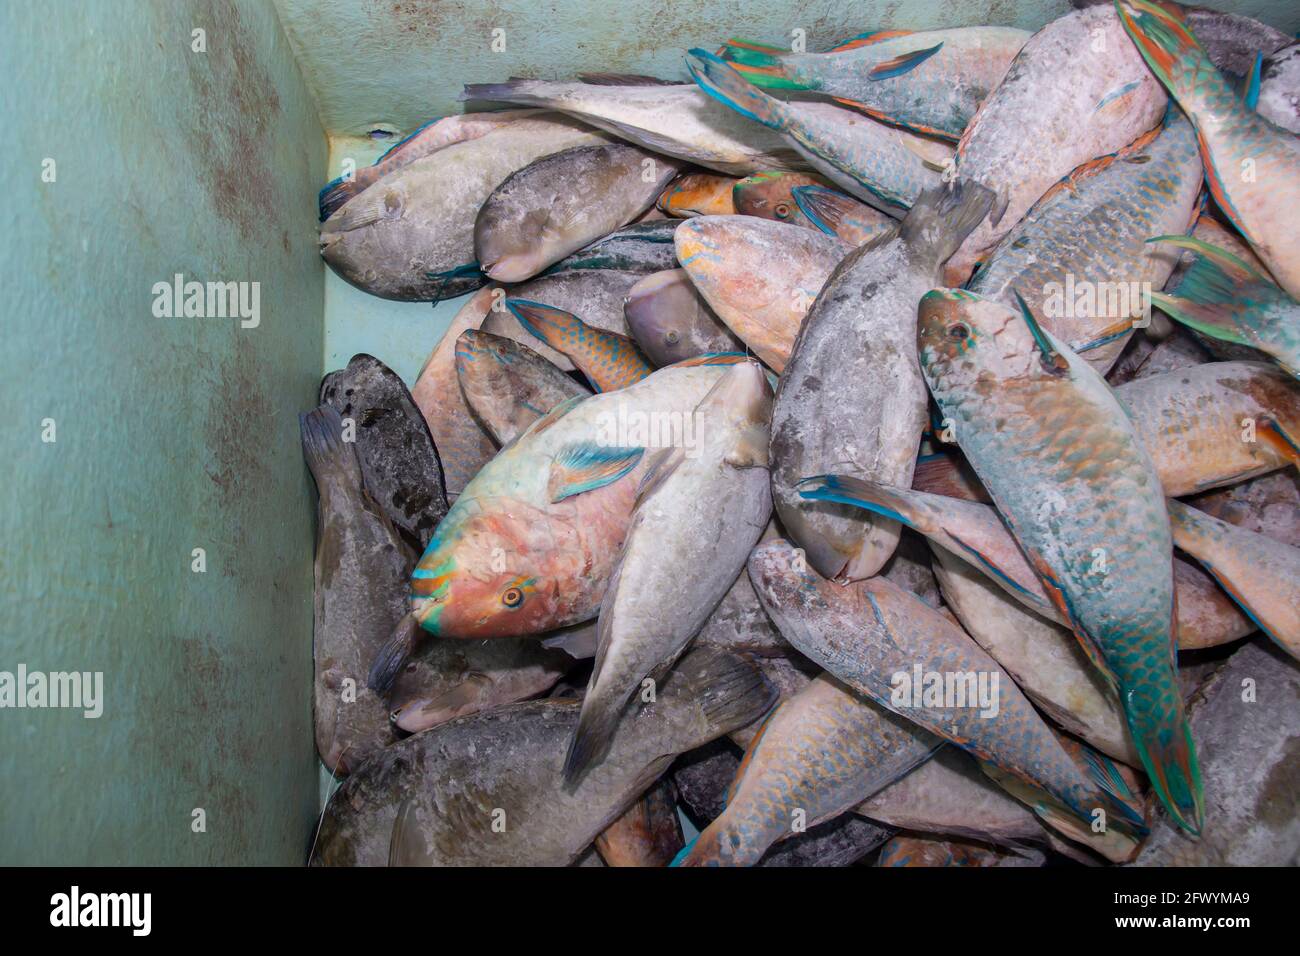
[666,351,748,368]
[634,446,686,508]
[1244,52,1262,111]
[1012,289,1068,373]
[828,29,913,52]
[548,442,645,502]
[578,72,677,87]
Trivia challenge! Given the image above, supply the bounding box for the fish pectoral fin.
[635,446,686,506]
[867,42,943,80]
[548,443,645,503]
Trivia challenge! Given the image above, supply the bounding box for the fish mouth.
[390,675,493,734]
[482,251,546,283]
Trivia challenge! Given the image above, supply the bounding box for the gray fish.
[476,143,682,283]
[311,647,775,866]
[624,269,744,366]
[545,220,680,275]
[454,329,590,446]
[769,182,993,582]
[319,115,614,301]
[462,78,806,175]
[300,406,410,776]
[565,362,773,781]
[319,354,448,552]
[387,622,573,735]
[1259,43,1300,135]
[480,269,642,372]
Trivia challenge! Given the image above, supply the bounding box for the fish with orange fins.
[1116,0,1300,297]
[1168,500,1300,661]
[943,4,1167,286]
[916,287,1202,834]
[731,170,827,228]
[716,27,1030,141]
[674,673,941,866]
[368,355,751,690]
[748,539,1149,845]
[505,299,654,392]
[1147,235,1300,379]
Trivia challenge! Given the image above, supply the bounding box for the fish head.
[318,181,409,281]
[917,288,1046,399]
[455,328,518,397]
[624,270,703,366]
[475,201,555,282]
[657,172,737,217]
[732,171,820,225]
[410,498,570,638]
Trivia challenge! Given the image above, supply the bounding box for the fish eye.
[502,587,524,608]
[948,324,970,341]
[775,203,790,219]
[665,330,679,344]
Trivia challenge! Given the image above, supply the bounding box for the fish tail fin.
[684,48,791,133]
[900,182,996,268]
[562,687,628,784]
[663,646,778,749]
[318,175,361,222]
[1147,234,1274,348]
[367,612,424,694]
[1114,0,1216,104]
[1079,743,1151,840]
[669,832,703,866]
[461,80,546,106]
[1130,708,1204,836]
[715,39,807,90]
[506,298,580,350]
[300,404,362,488]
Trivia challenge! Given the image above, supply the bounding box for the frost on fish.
[319,115,615,300]
[675,215,849,373]
[945,4,1167,285]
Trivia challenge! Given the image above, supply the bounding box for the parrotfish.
[878,834,1042,867]
[791,184,897,246]
[657,172,739,217]
[312,647,775,866]
[748,539,1148,841]
[943,4,1167,286]
[770,183,993,582]
[731,170,828,228]
[916,287,1201,834]
[370,355,751,691]
[797,476,1253,652]
[1258,42,1300,134]
[969,107,1202,372]
[480,269,641,372]
[717,27,1031,141]
[1148,235,1300,378]
[594,778,685,866]
[454,329,591,447]
[623,269,743,367]
[475,143,681,282]
[506,299,654,392]
[319,354,448,552]
[463,77,806,175]
[1116,0,1300,298]
[410,286,498,497]
[545,220,680,275]
[565,362,773,780]
[1116,360,1300,496]
[686,49,950,215]
[317,110,539,221]
[674,215,850,373]
[386,618,572,734]
[300,406,409,776]
[1167,501,1300,661]
[319,115,614,300]
[675,673,940,866]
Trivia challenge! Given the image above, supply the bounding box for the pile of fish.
[304,1,1300,867]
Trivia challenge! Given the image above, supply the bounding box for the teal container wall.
[0,0,326,864]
